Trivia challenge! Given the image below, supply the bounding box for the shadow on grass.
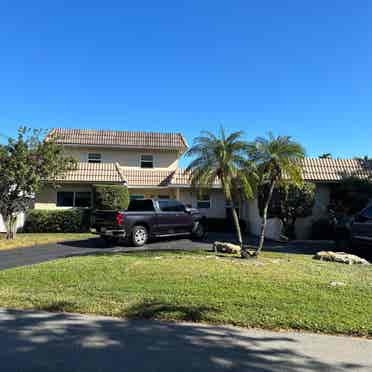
[124,301,219,322]
[35,300,78,313]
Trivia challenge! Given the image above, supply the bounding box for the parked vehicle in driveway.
[334,206,372,255]
[91,199,207,246]
[351,205,372,249]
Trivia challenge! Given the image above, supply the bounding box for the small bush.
[206,218,247,233]
[93,184,129,210]
[23,209,90,233]
[311,218,334,240]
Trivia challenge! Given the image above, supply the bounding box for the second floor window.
[88,153,102,163]
[141,154,154,168]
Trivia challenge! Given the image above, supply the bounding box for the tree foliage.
[0,127,76,239]
[93,184,129,210]
[247,133,306,254]
[258,182,315,240]
[185,127,258,248]
[319,153,332,159]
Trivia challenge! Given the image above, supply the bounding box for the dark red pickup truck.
[91,199,206,246]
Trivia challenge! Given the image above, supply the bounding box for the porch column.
[175,188,181,200]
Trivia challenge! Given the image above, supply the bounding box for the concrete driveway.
[0,233,337,271]
[0,308,370,372]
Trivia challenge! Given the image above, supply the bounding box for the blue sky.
[1,1,372,166]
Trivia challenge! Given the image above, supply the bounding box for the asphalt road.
[0,234,338,271]
[0,308,370,372]
[0,236,213,270]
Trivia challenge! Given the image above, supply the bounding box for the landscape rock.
[213,241,241,254]
[314,251,370,265]
[329,281,347,287]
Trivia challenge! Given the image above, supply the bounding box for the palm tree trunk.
[255,180,276,256]
[231,205,242,246]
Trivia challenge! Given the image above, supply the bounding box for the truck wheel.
[192,222,206,240]
[132,225,148,247]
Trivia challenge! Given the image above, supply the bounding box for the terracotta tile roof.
[300,158,372,182]
[47,128,188,151]
[54,163,124,183]
[52,158,371,186]
[119,168,174,187]
[169,168,221,187]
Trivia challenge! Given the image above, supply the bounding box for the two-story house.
[35,128,227,219]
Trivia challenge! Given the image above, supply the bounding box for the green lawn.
[0,250,370,336]
[0,233,95,251]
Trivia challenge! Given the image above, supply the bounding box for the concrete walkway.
[0,308,370,371]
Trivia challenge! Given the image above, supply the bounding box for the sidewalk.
[0,308,370,371]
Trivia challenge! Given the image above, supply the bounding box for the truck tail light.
[116,212,124,225]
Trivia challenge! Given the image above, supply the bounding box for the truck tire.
[132,225,148,247]
[192,222,206,240]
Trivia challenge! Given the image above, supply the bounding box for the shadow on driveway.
[0,307,369,372]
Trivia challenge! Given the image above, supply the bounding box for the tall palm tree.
[186,127,256,247]
[247,134,305,256]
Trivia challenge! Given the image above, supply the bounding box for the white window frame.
[140,154,154,168]
[197,194,211,209]
[88,153,102,163]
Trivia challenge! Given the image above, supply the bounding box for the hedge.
[93,184,129,210]
[23,209,90,233]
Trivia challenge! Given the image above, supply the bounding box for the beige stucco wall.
[295,184,331,239]
[0,213,25,233]
[66,146,179,170]
[243,198,283,240]
[179,189,226,218]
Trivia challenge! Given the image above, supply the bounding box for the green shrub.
[93,184,129,210]
[23,209,90,233]
[206,218,248,233]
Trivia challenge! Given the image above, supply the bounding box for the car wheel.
[132,225,148,247]
[192,222,206,240]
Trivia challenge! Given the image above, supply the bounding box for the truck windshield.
[127,199,155,212]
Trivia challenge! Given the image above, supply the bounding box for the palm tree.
[247,134,305,256]
[186,127,256,247]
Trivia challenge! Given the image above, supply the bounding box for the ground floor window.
[197,194,211,209]
[130,194,144,200]
[57,191,92,207]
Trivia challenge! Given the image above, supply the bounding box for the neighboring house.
[2,128,371,239]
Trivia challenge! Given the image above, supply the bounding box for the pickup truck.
[91,199,207,246]
[350,205,372,250]
[334,205,372,257]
